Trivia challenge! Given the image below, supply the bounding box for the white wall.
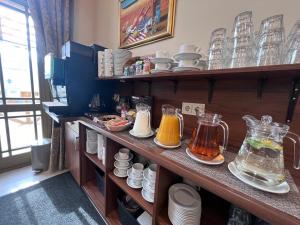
[73,0,300,56]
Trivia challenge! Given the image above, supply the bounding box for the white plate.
[114,152,133,162]
[150,69,172,73]
[173,52,202,61]
[228,162,290,194]
[150,58,173,64]
[127,177,143,189]
[129,129,154,138]
[113,168,128,178]
[186,148,225,165]
[154,138,181,149]
[173,67,201,72]
[141,188,154,203]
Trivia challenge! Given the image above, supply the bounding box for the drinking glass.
[256,43,282,66]
[259,15,284,34]
[208,28,227,69]
[283,19,300,64]
[232,11,253,37]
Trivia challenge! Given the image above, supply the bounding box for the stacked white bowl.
[113,148,133,177]
[168,183,202,225]
[141,164,157,203]
[127,163,144,189]
[97,133,106,160]
[98,51,105,78]
[104,49,113,77]
[86,129,97,154]
[113,49,132,76]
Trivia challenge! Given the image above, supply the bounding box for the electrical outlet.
[182,102,205,115]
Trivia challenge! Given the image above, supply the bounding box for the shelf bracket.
[257,77,268,99]
[207,78,216,103]
[286,78,300,123]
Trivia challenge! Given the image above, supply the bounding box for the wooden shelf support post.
[286,78,300,123]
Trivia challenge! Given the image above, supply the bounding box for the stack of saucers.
[97,51,105,78]
[127,163,144,189]
[113,148,133,178]
[168,183,202,225]
[86,129,97,154]
[141,164,157,203]
[104,49,113,77]
[113,49,132,76]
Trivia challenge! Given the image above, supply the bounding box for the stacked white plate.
[168,183,202,225]
[98,51,105,78]
[86,129,97,154]
[104,49,113,77]
[113,49,132,76]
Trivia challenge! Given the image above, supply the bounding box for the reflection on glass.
[0,99,3,105]
[6,99,32,104]
[7,111,33,117]
[0,112,4,117]
[12,147,31,156]
[0,119,8,151]
[37,116,43,140]
[2,152,9,158]
[8,116,35,149]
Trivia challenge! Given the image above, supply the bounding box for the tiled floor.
[0,166,68,197]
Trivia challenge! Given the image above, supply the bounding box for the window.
[0,0,42,162]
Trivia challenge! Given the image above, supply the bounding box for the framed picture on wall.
[119,0,176,49]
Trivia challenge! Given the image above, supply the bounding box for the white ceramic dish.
[228,162,290,194]
[173,67,201,72]
[186,148,225,165]
[150,58,173,64]
[113,168,128,178]
[173,52,202,61]
[127,177,143,189]
[142,188,154,203]
[153,138,181,149]
[129,129,154,138]
[114,152,133,162]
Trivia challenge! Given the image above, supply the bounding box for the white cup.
[156,50,170,58]
[118,148,130,160]
[131,163,144,177]
[142,179,155,192]
[179,44,201,54]
[147,164,157,180]
[129,177,142,187]
[155,63,171,70]
[143,188,155,199]
[115,168,127,176]
[179,59,199,67]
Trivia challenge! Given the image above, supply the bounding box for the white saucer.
[173,52,202,61]
[113,168,128,178]
[151,69,172,73]
[114,152,133,162]
[153,138,181,149]
[114,161,132,169]
[127,177,143,189]
[186,148,224,165]
[173,66,201,72]
[228,162,290,194]
[129,129,155,138]
[141,188,154,203]
[150,58,173,64]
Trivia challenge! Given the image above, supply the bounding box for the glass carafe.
[132,103,151,136]
[188,112,229,160]
[156,105,183,146]
[234,115,300,186]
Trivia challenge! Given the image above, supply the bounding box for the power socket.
[182,102,205,116]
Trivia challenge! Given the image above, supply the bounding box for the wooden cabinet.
[65,121,80,184]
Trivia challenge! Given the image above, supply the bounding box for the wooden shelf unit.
[82,180,105,214]
[108,172,154,216]
[84,152,106,172]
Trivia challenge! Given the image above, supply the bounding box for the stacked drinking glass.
[283,19,300,64]
[208,28,227,69]
[256,15,285,66]
[229,11,255,68]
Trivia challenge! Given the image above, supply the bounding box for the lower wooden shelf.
[106,209,122,225]
[108,171,154,216]
[84,151,106,172]
[82,180,105,215]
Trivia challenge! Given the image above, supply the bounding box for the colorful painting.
[119,0,176,49]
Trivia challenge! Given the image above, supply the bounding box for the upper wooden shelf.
[96,64,300,81]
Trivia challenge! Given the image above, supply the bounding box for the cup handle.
[193,59,200,66]
[167,63,172,69]
[219,120,229,153]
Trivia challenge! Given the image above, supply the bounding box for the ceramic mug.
[179,59,200,67]
[147,164,157,180]
[179,44,201,54]
[115,168,127,176]
[156,50,170,58]
[129,177,142,187]
[118,148,130,160]
[155,63,172,70]
[142,179,155,192]
[131,163,144,177]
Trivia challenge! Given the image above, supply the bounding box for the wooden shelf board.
[108,171,154,216]
[82,180,105,215]
[84,151,106,172]
[79,118,300,225]
[96,64,300,81]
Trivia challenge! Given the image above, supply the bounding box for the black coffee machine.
[43,41,116,116]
